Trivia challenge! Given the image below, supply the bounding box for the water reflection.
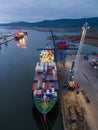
[16,37,27,49]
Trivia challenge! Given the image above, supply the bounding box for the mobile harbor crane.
[69,23,89,90]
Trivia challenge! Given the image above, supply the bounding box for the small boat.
[14,31,27,41]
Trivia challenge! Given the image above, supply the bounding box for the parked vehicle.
[75,105,84,121]
[81,89,86,95]
[67,104,76,123]
[85,96,90,103]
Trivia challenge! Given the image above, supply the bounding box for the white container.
[50,62,52,66]
[52,91,55,96]
[52,90,55,92]
[51,62,54,66]
[46,90,49,94]
[52,90,55,94]
[37,62,40,66]
[54,92,57,97]
[52,87,54,90]
[42,62,45,66]
[42,82,45,88]
[33,90,36,96]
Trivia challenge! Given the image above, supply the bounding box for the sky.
[0,0,98,23]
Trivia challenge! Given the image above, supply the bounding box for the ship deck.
[57,55,98,130]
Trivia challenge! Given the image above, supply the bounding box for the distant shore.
[46,28,98,47]
[31,27,98,47]
[6,27,98,47]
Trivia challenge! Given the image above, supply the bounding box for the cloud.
[0,0,98,23]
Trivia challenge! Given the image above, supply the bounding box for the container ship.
[32,50,59,122]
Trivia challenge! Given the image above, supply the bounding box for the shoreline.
[4,27,98,47]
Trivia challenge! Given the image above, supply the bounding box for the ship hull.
[33,97,58,114]
[32,50,59,122]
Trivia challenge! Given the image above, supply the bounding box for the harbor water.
[0,29,98,130]
[0,29,63,130]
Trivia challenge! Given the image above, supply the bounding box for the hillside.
[0,17,98,28]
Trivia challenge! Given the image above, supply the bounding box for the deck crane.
[69,22,89,88]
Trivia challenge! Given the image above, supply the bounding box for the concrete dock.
[57,55,98,130]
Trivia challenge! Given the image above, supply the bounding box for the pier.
[0,34,14,45]
[57,55,98,130]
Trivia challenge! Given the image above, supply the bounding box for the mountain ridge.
[0,17,98,28]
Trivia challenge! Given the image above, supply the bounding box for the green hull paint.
[33,97,57,114]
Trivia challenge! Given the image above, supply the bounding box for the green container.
[37,80,40,89]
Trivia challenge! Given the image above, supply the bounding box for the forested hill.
[0,17,98,28]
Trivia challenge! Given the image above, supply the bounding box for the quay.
[57,55,98,130]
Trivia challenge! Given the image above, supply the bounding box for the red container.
[32,82,37,91]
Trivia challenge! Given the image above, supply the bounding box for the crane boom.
[73,23,89,76]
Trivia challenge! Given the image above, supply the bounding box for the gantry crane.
[37,30,78,64]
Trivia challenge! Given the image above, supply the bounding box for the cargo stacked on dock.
[32,50,59,122]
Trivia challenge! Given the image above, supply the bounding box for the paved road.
[64,55,98,130]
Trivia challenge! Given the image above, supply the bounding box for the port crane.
[70,23,89,77]
[68,23,89,90]
[37,30,78,64]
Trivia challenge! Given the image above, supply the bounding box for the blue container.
[50,76,54,82]
[54,83,59,90]
[38,94,44,98]
[43,65,45,71]
[42,73,47,80]
[41,88,44,92]
[44,66,47,72]
[46,94,53,98]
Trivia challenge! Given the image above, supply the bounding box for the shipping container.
[37,80,40,89]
